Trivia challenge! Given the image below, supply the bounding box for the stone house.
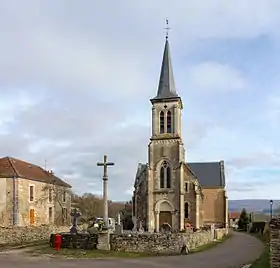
[0,156,72,227]
[228,212,240,227]
[132,37,228,232]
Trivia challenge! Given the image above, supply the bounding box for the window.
[160,167,165,188]
[49,207,53,223]
[166,166,171,188]
[185,182,189,192]
[184,202,189,218]
[63,208,68,220]
[29,185,34,202]
[160,111,165,134]
[167,110,172,133]
[62,207,68,224]
[48,188,52,202]
[63,191,66,202]
[160,161,171,189]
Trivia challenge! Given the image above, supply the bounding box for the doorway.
[30,208,35,225]
[159,211,172,227]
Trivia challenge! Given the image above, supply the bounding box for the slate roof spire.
[152,35,179,100]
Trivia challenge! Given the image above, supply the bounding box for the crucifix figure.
[71,208,81,227]
[97,155,115,229]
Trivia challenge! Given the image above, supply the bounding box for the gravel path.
[0,231,264,268]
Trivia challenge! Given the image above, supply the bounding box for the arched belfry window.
[160,161,171,189]
[160,111,165,134]
[167,110,172,133]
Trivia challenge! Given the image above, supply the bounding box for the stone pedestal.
[97,231,110,251]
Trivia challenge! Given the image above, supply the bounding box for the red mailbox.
[55,234,62,252]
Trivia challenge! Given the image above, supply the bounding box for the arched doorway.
[157,200,173,230]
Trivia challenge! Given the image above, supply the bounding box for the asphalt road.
[0,231,264,268]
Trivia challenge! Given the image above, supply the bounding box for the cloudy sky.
[0,0,280,201]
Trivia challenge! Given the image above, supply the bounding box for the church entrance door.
[159,211,172,227]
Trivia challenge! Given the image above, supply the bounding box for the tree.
[120,201,134,230]
[238,208,249,231]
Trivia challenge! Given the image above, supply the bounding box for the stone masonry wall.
[270,217,280,268]
[110,228,227,254]
[0,225,69,246]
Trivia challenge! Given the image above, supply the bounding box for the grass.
[23,233,232,259]
[250,232,270,268]
[0,240,48,251]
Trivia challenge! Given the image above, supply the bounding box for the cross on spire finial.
[165,18,170,40]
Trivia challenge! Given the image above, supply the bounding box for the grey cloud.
[227,151,280,170]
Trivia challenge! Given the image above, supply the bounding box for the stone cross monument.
[70,208,81,233]
[97,155,115,229]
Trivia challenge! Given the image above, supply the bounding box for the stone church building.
[132,37,228,233]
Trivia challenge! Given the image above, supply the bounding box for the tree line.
[70,192,133,229]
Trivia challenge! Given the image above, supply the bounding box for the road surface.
[0,231,264,268]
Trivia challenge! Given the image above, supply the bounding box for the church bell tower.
[146,34,185,232]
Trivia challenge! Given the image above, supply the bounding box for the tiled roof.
[229,212,240,219]
[0,156,71,188]
[187,161,225,188]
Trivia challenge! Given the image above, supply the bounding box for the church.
[132,36,228,232]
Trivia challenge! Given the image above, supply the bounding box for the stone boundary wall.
[270,217,280,268]
[0,225,69,246]
[110,228,228,254]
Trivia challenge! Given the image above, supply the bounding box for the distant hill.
[228,199,280,213]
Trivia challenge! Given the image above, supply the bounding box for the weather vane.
[165,18,170,40]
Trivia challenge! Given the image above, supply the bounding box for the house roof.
[229,212,240,219]
[187,161,225,188]
[0,156,71,188]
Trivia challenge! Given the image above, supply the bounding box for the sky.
[0,0,280,201]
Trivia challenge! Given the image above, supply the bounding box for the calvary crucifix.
[97,155,115,228]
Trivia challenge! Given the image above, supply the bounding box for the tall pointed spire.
[152,35,179,100]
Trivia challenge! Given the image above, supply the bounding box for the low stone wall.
[270,217,280,268]
[0,225,69,246]
[110,228,228,254]
[214,228,228,240]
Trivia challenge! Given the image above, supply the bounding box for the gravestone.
[138,221,144,234]
[70,208,81,234]
[132,216,137,232]
[117,213,121,225]
[115,212,123,234]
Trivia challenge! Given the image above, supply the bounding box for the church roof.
[134,161,225,189]
[187,161,225,188]
[151,38,179,100]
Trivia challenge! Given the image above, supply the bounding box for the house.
[0,156,71,227]
[132,36,228,232]
[228,212,240,227]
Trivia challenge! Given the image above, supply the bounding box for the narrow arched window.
[184,202,189,218]
[160,161,171,189]
[167,110,172,133]
[160,111,165,134]
[166,166,171,188]
[160,167,165,188]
